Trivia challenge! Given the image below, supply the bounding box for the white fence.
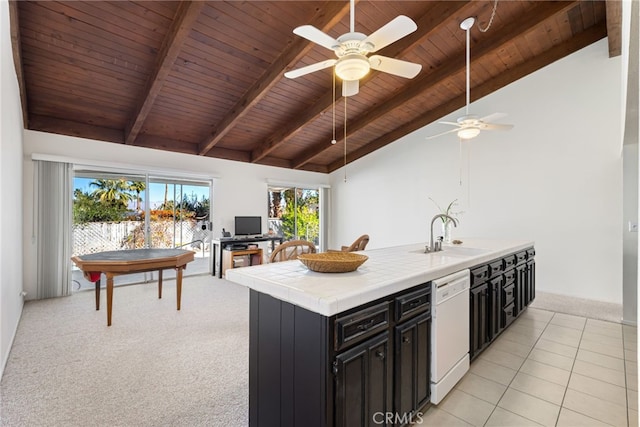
[72,220,210,256]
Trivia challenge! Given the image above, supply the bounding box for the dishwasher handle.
[435,275,469,290]
[432,269,470,287]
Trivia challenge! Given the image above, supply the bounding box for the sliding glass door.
[72,170,212,291]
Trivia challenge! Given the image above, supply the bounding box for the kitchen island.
[226,239,535,427]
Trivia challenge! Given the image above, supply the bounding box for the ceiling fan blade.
[479,112,507,123]
[425,128,460,140]
[479,123,514,131]
[362,16,417,53]
[342,79,359,97]
[369,55,421,79]
[284,59,336,79]
[293,25,340,51]
[438,121,461,126]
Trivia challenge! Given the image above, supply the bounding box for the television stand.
[212,235,283,278]
[222,248,263,277]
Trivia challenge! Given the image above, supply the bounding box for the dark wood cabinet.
[526,248,536,306]
[394,311,431,426]
[470,247,536,360]
[335,332,393,427]
[470,282,490,358]
[247,282,433,427]
[488,276,502,339]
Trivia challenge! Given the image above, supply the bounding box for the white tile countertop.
[225,238,534,317]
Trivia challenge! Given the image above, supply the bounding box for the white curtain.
[35,160,73,299]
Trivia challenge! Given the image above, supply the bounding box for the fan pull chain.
[478,0,499,33]
[344,96,347,182]
[331,72,337,145]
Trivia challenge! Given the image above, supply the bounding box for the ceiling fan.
[284,0,422,97]
[427,17,513,140]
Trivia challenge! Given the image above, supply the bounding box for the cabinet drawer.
[527,248,536,258]
[335,302,390,351]
[502,283,515,306]
[471,265,489,286]
[502,302,516,328]
[395,286,431,323]
[503,269,516,286]
[488,260,503,278]
[515,251,527,265]
[503,255,516,270]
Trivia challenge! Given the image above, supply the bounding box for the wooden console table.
[71,248,195,326]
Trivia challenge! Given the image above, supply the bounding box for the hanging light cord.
[478,0,499,33]
[344,96,347,182]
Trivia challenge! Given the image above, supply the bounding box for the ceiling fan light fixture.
[457,127,481,140]
[335,54,370,81]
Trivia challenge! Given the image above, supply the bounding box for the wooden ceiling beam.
[327,21,608,173]
[250,0,474,163]
[124,1,205,145]
[294,1,578,169]
[8,1,28,128]
[605,0,622,57]
[29,114,124,143]
[197,1,351,156]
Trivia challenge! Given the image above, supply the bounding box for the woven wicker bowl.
[298,252,368,273]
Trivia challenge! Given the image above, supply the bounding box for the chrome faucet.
[426,214,458,252]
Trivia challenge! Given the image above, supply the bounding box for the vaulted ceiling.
[9,1,619,173]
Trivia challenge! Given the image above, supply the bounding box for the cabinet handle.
[402,336,410,344]
[357,319,376,330]
[375,350,385,359]
[408,300,422,308]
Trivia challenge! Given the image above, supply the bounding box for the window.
[268,186,322,249]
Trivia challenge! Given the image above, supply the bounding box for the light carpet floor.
[1,275,249,427]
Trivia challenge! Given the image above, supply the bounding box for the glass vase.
[441,220,453,244]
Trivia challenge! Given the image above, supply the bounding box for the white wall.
[1,0,25,375]
[330,39,624,305]
[22,131,330,299]
[621,0,639,324]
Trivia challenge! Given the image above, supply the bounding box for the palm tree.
[127,181,146,212]
[90,179,133,208]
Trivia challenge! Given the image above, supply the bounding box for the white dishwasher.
[430,269,470,404]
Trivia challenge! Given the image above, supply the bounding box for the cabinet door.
[526,259,536,305]
[335,332,392,427]
[469,283,489,359]
[394,312,431,426]
[488,277,502,340]
[515,264,527,314]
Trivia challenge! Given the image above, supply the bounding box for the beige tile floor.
[423,308,638,427]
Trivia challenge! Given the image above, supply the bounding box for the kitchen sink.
[410,245,489,258]
[440,246,489,257]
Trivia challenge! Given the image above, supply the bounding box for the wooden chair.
[341,234,369,252]
[269,240,317,263]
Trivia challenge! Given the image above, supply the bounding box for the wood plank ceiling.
[10,1,616,173]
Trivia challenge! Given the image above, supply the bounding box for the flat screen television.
[234,216,262,236]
